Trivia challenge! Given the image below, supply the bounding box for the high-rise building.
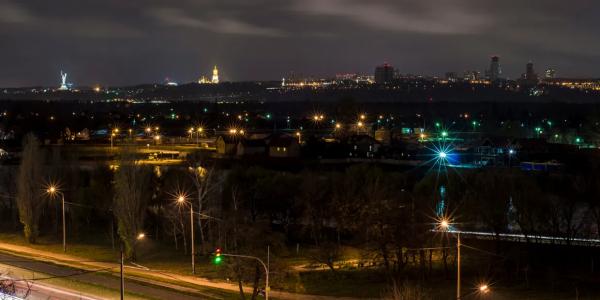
[463,70,481,81]
[445,72,458,82]
[486,56,501,81]
[545,69,557,79]
[519,61,539,87]
[374,63,395,84]
[212,66,219,84]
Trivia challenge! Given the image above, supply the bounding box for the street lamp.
[508,149,516,167]
[176,193,196,274]
[46,185,66,252]
[120,233,146,300]
[439,218,461,300]
[478,284,490,294]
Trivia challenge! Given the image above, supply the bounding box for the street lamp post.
[440,219,461,300]
[111,129,119,150]
[221,250,269,300]
[177,194,195,274]
[46,186,66,252]
[120,233,145,300]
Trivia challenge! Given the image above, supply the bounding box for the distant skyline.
[1,0,599,87]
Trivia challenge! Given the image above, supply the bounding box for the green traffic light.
[214,256,222,264]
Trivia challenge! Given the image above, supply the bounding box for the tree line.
[2,133,600,295]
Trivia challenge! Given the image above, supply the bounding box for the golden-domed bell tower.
[211,66,219,84]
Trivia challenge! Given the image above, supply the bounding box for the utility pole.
[120,242,125,300]
[457,232,461,300]
[190,203,195,275]
[61,193,66,252]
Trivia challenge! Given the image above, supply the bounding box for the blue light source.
[439,151,447,158]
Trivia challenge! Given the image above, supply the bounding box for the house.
[347,135,381,158]
[216,135,238,155]
[268,135,300,158]
[237,138,267,156]
[473,136,513,166]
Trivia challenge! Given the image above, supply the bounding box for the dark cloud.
[0,0,598,87]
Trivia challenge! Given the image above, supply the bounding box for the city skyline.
[1,0,599,86]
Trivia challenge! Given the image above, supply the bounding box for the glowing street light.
[175,193,196,274]
[478,284,490,294]
[439,151,447,159]
[46,184,66,252]
[439,218,461,300]
[110,128,120,149]
[440,219,449,230]
[120,232,146,300]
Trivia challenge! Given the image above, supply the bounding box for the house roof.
[269,136,297,147]
[239,138,267,147]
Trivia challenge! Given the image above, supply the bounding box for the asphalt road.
[0,252,209,300]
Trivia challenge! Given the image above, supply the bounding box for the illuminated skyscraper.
[487,56,501,81]
[212,66,219,84]
[522,61,538,82]
[374,63,394,84]
[519,61,539,87]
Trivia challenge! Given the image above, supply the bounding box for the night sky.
[1,0,598,87]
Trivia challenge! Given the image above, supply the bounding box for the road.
[6,279,99,300]
[0,242,364,300]
[0,252,216,300]
[440,229,600,247]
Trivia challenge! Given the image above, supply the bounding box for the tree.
[186,151,221,254]
[112,148,153,259]
[16,133,45,243]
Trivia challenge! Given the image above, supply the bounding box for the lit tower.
[487,56,501,82]
[59,71,68,90]
[212,66,219,84]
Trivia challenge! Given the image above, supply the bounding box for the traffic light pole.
[220,252,269,300]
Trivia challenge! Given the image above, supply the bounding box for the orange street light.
[46,185,66,252]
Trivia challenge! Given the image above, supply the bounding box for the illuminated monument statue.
[59,71,69,90]
[212,66,219,84]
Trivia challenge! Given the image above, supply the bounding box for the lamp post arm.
[221,253,269,300]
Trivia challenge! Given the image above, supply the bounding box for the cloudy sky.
[0,0,598,86]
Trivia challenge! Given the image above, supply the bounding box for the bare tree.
[112,147,152,259]
[16,133,45,243]
[187,152,221,253]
